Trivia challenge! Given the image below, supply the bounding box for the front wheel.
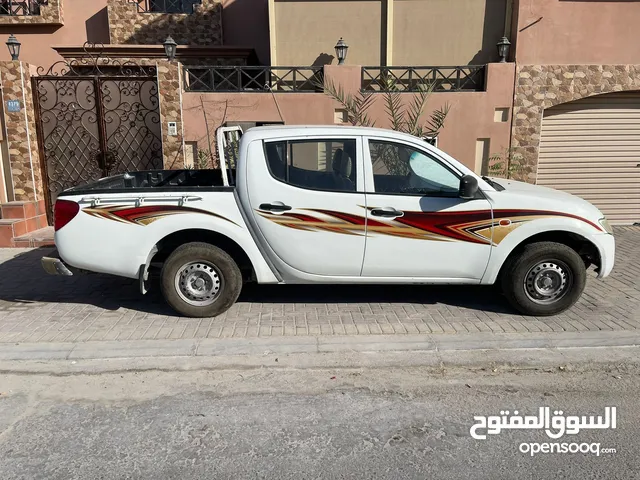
[160,242,242,318]
[501,242,587,316]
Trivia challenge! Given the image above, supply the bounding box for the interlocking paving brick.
[0,227,638,344]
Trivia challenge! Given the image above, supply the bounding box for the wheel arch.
[151,229,257,282]
[493,230,601,285]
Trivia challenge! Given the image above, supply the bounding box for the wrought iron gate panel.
[35,78,104,203]
[100,78,163,176]
[33,48,163,218]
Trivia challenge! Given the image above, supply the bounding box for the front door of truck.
[245,136,367,277]
[361,138,493,280]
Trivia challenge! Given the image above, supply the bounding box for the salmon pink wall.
[0,0,109,68]
[514,0,640,65]
[182,63,516,173]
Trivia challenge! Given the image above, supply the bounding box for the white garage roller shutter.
[538,92,640,225]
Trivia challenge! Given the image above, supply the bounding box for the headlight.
[599,217,613,235]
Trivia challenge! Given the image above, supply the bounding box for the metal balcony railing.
[184,66,325,93]
[135,0,202,14]
[362,66,486,92]
[0,0,43,16]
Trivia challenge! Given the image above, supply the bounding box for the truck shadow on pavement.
[0,248,514,315]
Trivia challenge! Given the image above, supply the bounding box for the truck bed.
[58,169,236,196]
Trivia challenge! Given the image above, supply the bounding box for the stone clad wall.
[0,0,63,25]
[107,0,223,46]
[512,64,640,182]
[0,62,43,202]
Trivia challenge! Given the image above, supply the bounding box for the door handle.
[371,207,404,218]
[259,202,292,212]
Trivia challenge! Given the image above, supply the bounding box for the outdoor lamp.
[6,34,21,61]
[497,36,511,63]
[163,36,178,61]
[335,37,349,65]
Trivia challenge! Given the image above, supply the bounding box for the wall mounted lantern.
[6,34,21,61]
[335,37,349,65]
[497,36,511,63]
[163,36,178,62]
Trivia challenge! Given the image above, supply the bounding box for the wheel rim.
[174,261,224,307]
[524,260,573,305]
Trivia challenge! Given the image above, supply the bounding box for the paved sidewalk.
[0,227,637,344]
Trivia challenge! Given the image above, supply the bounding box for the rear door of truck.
[242,133,367,277]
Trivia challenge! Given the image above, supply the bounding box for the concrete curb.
[1,330,639,361]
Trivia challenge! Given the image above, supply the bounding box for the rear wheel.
[161,242,242,318]
[501,242,586,316]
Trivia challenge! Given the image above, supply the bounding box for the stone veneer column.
[157,60,185,169]
[0,61,43,202]
[512,64,640,182]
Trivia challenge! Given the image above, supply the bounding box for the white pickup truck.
[42,125,615,318]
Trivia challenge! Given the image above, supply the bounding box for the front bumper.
[41,254,74,276]
[592,233,615,279]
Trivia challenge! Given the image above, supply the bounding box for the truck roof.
[242,125,428,143]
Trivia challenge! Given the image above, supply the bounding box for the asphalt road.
[0,354,638,479]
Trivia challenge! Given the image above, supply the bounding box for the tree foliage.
[319,76,451,174]
[487,148,527,179]
[320,76,451,140]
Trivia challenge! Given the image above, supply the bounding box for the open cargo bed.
[58,169,236,196]
[59,126,244,197]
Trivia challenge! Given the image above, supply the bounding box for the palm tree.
[320,76,451,174]
[321,76,450,139]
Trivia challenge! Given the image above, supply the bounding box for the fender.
[481,216,603,285]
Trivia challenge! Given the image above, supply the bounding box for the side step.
[13,226,54,248]
[0,200,49,247]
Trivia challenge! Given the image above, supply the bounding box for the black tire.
[500,241,586,316]
[160,242,242,318]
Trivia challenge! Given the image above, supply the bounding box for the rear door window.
[265,139,357,193]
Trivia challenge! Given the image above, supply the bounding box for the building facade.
[0,0,637,246]
[510,0,640,225]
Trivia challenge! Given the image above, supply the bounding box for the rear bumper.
[41,253,74,276]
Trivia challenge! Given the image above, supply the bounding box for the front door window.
[369,140,460,196]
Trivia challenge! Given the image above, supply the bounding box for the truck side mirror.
[459,175,479,200]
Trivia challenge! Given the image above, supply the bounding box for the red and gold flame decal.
[83,205,238,226]
[258,207,602,245]
[258,210,367,236]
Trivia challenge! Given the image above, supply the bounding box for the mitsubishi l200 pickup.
[42,125,615,317]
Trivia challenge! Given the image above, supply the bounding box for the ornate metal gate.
[33,50,163,217]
